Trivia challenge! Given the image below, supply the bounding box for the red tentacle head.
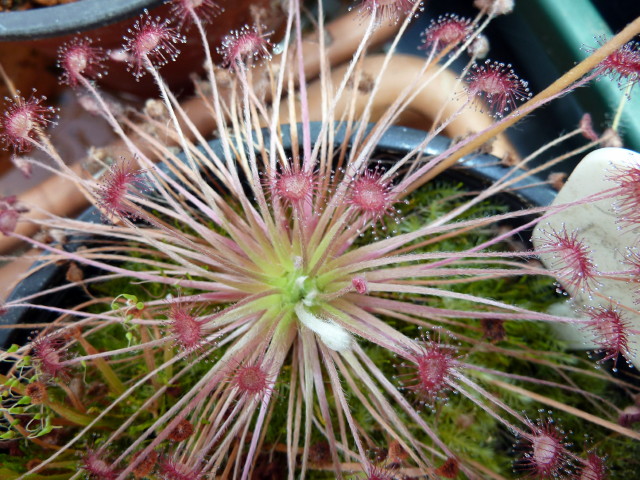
[169,0,224,29]
[466,60,531,117]
[420,14,473,53]
[1,94,57,152]
[218,24,273,71]
[515,418,571,479]
[96,162,151,222]
[32,334,70,380]
[58,38,106,87]
[123,10,185,78]
[583,305,633,370]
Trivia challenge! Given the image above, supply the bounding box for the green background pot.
[518,0,640,152]
[398,0,640,163]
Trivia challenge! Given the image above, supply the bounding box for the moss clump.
[1,180,635,479]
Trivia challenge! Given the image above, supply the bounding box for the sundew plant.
[1,0,640,478]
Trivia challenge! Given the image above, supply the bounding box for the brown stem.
[0,373,99,427]
[488,377,640,440]
[2,412,67,452]
[414,16,640,186]
[58,383,86,414]
[74,335,126,396]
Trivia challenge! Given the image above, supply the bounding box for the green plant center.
[279,271,320,308]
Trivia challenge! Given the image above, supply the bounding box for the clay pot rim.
[0,0,164,41]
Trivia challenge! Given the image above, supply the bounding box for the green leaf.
[4,378,18,388]
[34,424,54,437]
[6,344,19,353]
[16,396,31,405]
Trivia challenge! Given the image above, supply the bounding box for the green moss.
[345,181,634,478]
[2,180,635,479]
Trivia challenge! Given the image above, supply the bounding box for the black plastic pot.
[0,124,556,351]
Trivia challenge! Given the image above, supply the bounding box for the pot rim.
[0,124,556,349]
[0,0,164,41]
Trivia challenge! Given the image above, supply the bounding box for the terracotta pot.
[0,9,403,257]
[0,0,283,96]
